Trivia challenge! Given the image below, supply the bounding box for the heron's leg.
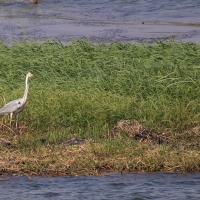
[10,112,13,127]
[16,114,19,128]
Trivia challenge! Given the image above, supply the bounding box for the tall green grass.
[1,39,200,142]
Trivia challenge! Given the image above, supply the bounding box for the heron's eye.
[18,102,21,104]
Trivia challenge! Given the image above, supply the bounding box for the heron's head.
[27,72,34,77]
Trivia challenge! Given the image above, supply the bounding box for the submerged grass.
[0,39,200,175]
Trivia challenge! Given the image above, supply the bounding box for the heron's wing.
[0,98,24,115]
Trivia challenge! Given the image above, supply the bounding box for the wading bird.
[0,72,33,127]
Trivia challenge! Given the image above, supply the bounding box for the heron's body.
[0,72,33,127]
[0,98,26,115]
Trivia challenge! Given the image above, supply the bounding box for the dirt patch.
[112,120,171,144]
[112,119,200,146]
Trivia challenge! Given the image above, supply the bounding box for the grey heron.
[0,72,33,127]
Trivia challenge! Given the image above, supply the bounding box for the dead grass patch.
[0,120,200,176]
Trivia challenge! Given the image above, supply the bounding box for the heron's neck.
[22,75,29,103]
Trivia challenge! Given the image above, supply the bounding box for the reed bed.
[0,39,200,175]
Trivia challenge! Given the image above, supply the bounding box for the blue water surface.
[1,172,200,200]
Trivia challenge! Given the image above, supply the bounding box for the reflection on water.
[1,173,200,200]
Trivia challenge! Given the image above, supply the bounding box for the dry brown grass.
[0,120,200,176]
[0,137,199,176]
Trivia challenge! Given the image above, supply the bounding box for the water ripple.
[1,173,200,200]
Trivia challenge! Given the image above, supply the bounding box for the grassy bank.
[0,39,200,175]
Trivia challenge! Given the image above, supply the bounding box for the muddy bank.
[1,16,200,45]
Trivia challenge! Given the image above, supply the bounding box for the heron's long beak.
[29,73,34,77]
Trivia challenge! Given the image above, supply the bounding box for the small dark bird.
[30,0,43,4]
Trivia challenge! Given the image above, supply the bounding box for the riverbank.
[0,40,200,175]
[1,124,200,176]
[2,17,200,46]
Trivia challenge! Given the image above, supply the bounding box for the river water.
[1,1,200,199]
[1,172,200,200]
[1,0,200,44]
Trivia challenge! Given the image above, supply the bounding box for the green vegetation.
[0,39,200,175]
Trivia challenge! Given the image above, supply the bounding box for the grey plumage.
[0,72,33,127]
